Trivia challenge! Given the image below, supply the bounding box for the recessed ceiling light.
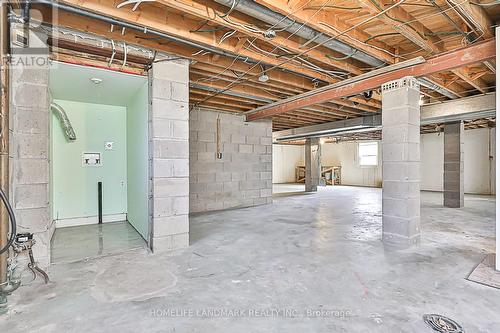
[258,74,269,82]
[90,78,103,85]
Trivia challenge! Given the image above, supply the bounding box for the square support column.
[305,137,321,192]
[149,59,190,252]
[443,121,464,208]
[381,77,421,247]
[9,61,51,269]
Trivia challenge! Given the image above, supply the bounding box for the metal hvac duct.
[417,77,458,100]
[214,0,385,67]
[215,0,457,99]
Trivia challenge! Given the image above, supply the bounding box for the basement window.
[358,142,378,166]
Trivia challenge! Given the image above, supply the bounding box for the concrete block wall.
[149,60,190,252]
[189,108,272,213]
[9,62,52,268]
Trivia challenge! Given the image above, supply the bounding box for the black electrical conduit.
[0,187,16,255]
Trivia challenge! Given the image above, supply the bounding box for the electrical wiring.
[219,29,237,44]
[192,0,339,109]
[191,0,325,89]
[244,39,348,79]
[217,0,240,18]
[368,0,430,46]
[304,4,363,10]
[116,0,155,11]
[194,0,487,106]
[320,0,476,62]
[471,0,500,6]
[192,0,407,109]
[325,50,358,61]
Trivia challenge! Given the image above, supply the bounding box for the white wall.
[420,133,443,191]
[420,128,495,194]
[273,128,495,194]
[272,144,304,183]
[321,141,383,187]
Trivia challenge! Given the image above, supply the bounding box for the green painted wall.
[51,99,128,220]
[126,83,149,239]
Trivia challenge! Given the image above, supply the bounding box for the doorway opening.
[48,62,149,263]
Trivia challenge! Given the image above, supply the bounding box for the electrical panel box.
[82,152,102,166]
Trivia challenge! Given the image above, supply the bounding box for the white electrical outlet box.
[82,152,102,166]
[104,141,114,150]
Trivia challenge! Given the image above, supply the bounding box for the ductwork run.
[51,102,76,141]
[214,0,385,67]
[216,0,458,99]
[417,78,458,100]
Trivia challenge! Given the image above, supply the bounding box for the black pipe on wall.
[98,182,102,224]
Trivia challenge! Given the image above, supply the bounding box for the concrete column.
[443,121,464,208]
[149,59,190,252]
[305,138,321,192]
[9,61,51,269]
[381,76,420,247]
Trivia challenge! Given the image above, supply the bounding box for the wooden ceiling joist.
[36,0,497,131]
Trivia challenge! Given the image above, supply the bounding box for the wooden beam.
[246,38,495,121]
[252,0,396,63]
[56,0,337,83]
[41,7,384,115]
[357,0,489,94]
[358,0,442,53]
[155,0,364,75]
[445,0,494,39]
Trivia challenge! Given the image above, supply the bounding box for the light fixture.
[90,77,103,85]
[258,74,269,82]
[320,138,326,145]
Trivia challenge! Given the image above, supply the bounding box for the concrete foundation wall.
[9,63,52,268]
[272,144,304,183]
[273,128,495,194]
[189,109,272,213]
[421,128,495,195]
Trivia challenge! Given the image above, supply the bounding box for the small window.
[358,142,378,166]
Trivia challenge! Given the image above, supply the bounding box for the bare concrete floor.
[51,221,146,264]
[1,185,498,332]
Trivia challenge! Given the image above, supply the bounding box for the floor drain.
[423,314,464,333]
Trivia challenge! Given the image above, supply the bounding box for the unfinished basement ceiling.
[49,62,147,106]
[33,0,498,131]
